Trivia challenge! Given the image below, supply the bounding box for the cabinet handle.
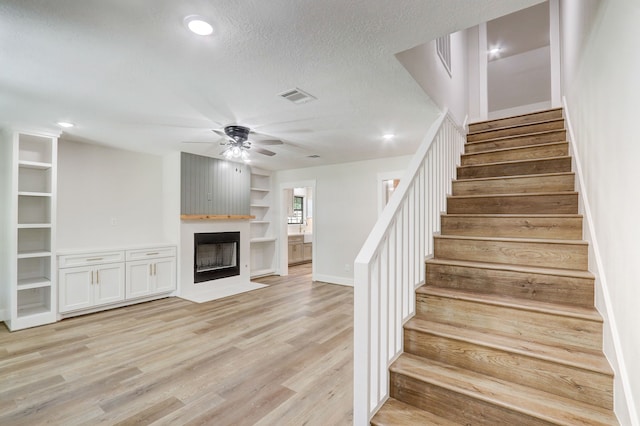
[91,270,94,285]
[87,257,104,262]
[150,264,153,275]
[96,270,99,284]
[146,252,159,256]
[154,264,157,275]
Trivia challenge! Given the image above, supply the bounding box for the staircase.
[371,109,619,425]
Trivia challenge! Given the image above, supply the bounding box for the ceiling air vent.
[307,155,320,158]
[279,88,317,104]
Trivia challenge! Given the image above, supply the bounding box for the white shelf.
[18,191,52,197]
[250,187,270,192]
[5,131,58,331]
[251,220,270,224]
[17,250,52,259]
[17,223,51,229]
[18,160,52,170]
[250,204,269,208]
[251,237,277,243]
[18,278,52,290]
[250,268,275,278]
[17,303,51,318]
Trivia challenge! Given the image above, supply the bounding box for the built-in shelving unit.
[3,131,59,331]
[249,168,277,278]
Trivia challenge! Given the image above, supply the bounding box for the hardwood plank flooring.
[0,264,354,425]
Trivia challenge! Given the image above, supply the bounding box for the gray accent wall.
[181,153,250,215]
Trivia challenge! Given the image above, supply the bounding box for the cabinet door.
[59,267,93,313]
[153,257,176,294]
[126,260,153,299]
[303,243,312,261]
[290,243,304,263]
[94,263,125,306]
[288,244,295,265]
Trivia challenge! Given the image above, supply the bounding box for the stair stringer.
[563,97,638,425]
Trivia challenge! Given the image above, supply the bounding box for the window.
[287,196,304,224]
[436,34,452,76]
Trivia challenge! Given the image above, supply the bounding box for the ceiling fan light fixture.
[185,15,214,36]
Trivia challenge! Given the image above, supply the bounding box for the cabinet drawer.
[126,246,176,261]
[288,235,304,244]
[59,251,124,268]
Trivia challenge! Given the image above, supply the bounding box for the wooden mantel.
[180,214,255,220]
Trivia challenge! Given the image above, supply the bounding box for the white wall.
[57,140,171,250]
[395,30,468,126]
[488,46,551,114]
[275,155,411,286]
[561,0,639,423]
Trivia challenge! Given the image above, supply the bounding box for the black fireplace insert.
[194,232,240,283]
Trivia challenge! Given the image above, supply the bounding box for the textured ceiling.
[0,0,542,170]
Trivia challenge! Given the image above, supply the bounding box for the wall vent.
[279,88,317,104]
[307,154,320,158]
[436,34,452,76]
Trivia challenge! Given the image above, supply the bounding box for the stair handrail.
[353,108,465,424]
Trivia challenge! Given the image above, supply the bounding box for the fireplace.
[194,232,240,283]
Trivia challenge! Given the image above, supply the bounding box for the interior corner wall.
[275,155,412,286]
[395,30,468,126]
[560,0,640,423]
[57,140,169,250]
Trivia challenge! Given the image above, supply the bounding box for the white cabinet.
[57,245,176,317]
[59,263,125,312]
[250,168,277,277]
[1,131,59,331]
[58,251,125,313]
[125,247,176,299]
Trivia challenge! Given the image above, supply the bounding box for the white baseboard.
[563,97,638,425]
[314,274,353,287]
[0,309,5,323]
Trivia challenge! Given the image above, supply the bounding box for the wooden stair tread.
[442,213,583,219]
[468,108,563,131]
[448,190,577,200]
[466,128,565,144]
[417,286,602,322]
[371,397,458,426]
[425,257,594,279]
[435,233,588,247]
[405,317,612,375]
[462,140,568,157]
[458,155,571,170]
[391,353,618,426]
[468,118,564,136]
[454,171,574,184]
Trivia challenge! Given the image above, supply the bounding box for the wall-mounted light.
[488,47,502,59]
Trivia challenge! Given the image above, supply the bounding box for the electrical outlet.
[110,217,118,226]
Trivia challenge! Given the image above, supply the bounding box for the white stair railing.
[353,109,465,424]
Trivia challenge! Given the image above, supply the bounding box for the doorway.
[279,180,316,279]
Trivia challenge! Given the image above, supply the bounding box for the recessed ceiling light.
[489,47,502,56]
[184,15,213,36]
[57,121,74,128]
[383,133,395,140]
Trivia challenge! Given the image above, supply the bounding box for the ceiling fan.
[209,125,283,161]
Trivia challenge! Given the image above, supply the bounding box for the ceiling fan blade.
[220,148,229,156]
[252,147,276,157]
[254,139,283,146]
[182,141,214,144]
[212,129,226,137]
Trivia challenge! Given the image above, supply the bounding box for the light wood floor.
[0,264,354,425]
